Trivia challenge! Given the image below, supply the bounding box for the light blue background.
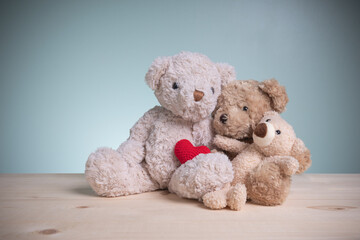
[0,0,359,173]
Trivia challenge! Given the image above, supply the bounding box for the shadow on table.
[159,190,217,210]
[72,186,97,197]
[70,187,236,211]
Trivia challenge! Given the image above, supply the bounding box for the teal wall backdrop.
[0,0,359,173]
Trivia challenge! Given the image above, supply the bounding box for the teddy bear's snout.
[253,122,275,147]
[254,123,267,138]
[194,90,204,102]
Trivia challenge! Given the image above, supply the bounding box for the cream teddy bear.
[85,52,236,197]
[203,111,311,210]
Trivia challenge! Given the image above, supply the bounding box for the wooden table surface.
[0,174,359,240]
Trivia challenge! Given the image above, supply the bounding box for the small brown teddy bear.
[203,111,311,210]
[203,111,311,209]
[245,111,311,206]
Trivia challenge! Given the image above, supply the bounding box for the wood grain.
[0,174,359,240]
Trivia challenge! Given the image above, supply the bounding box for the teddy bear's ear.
[291,138,312,174]
[259,78,289,113]
[145,56,171,90]
[216,63,236,88]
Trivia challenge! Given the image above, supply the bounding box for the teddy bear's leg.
[245,161,292,206]
[85,107,162,197]
[203,183,247,211]
[85,145,159,197]
[144,140,181,189]
[226,183,247,211]
[202,183,230,210]
[168,152,233,200]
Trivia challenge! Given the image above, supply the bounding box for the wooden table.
[0,174,359,240]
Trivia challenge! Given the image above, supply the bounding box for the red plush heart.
[174,139,211,164]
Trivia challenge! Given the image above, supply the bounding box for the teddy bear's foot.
[246,161,291,206]
[227,183,247,211]
[85,147,159,197]
[202,183,230,210]
[168,152,233,200]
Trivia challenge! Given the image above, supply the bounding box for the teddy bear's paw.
[277,156,299,176]
[227,183,247,211]
[264,156,299,176]
[213,135,248,153]
[213,135,229,149]
[202,188,228,210]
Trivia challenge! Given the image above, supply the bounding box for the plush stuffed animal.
[203,111,312,210]
[212,79,289,159]
[85,52,236,197]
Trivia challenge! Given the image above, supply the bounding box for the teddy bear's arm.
[116,106,161,163]
[291,138,312,174]
[232,145,263,185]
[128,106,161,143]
[263,156,299,176]
[193,117,214,148]
[213,135,249,154]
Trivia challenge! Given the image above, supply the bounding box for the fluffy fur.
[85,52,236,197]
[204,111,311,209]
[213,79,288,144]
[169,152,233,199]
[202,183,246,211]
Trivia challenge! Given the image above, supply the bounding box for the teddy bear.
[85,51,236,197]
[168,79,291,210]
[211,79,289,156]
[203,111,312,210]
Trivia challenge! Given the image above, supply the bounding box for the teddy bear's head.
[253,111,312,173]
[145,52,236,122]
[212,79,288,142]
[252,111,297,156]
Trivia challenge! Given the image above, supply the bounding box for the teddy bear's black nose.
[254,123,267,138]
[194,90,204,102]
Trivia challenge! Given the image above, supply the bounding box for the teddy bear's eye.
[243,106,248,111]
[266,119,271,122]
[276,130,281,135]
[211,87,215,94]
[172,82,179,89]
[220,114,228,124]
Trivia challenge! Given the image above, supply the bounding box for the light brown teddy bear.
[212,79,289,156]
[203,111,312,210]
